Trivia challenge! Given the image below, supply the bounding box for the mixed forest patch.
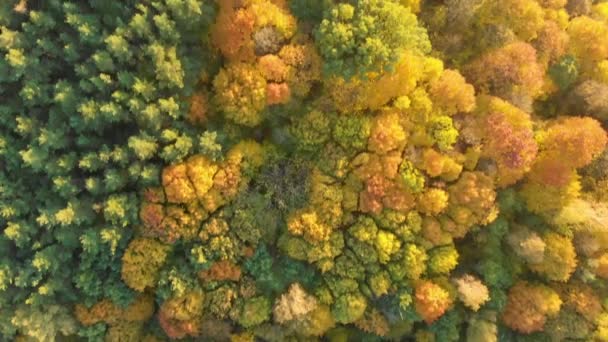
[1,0,608,341]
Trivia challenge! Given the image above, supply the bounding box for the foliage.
[314,0,431,79]
[1,0,608,340]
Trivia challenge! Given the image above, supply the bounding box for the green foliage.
[314,0,431,79]
[333,114,371,151]
[332,292,367,324]
[198,130,223,161]
[11,304,77,341]
[0,0,214,333]
[428,115,458,151]
[253,156,311,213]
[427,245,459,275]
[549,55,579,91]
[399,160,426,193]
[238,296,272,328]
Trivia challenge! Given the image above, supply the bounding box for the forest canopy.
[1,0,608,341]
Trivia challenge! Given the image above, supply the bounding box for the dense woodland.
[1,0,608,341]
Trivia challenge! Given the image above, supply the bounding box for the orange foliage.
[359,176,390,214]
[481,111,538,187]
[279,43,322,98]
[139,202,165,232]
[422,216,451,246]
[266,82,291,105]
[188,91,209,125]
[258,54,289,82]
[541,117,607,169]
[502,281,561,334]
[74,295,155,327]
[595,253,608,279]
[382,183,416,213]
[530,117,607,187]
[465,42,544,98]
[447,171,497,228]
[421,148,445,178]
[368,111,407,154]
[533,21,569,64]
[211,4,255,62]
[414,280,453,324]
[557,283,602,321]
[199,260,242,282]
[158,291,205,339]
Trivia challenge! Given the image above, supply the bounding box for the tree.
[414,280,453,324]
[528,232,577,282]
[567,16,608,67]
[213,62,267,127]
[453,275,489,311]
[315,0,431,79]
[465,42,544,100]
[567,80,608,121]
[273,283,318,324]
[121,238,170,292]
[475,0,545,41]
[429,69,476,116]
[501,281,562,333]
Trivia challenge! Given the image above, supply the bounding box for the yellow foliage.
[447,171,497,229]
[213,62,267,127]
[399,0,422,13]
[105,322,144,342]
[326,53,426,113]
[288,208,332,243]
[298,305,336,337]
[162,163,196,204]
[186,155,218,199]
[568,16,608,66]
[250,0,297,38]
[529,232,577,282]
[231,333,255,342]
[226,139,265,170]
[121,238,170,292]
[211,4,256,62]
[476,95,533,130]
[594,3,608,22]
[375,230,402,264]
[594,253,608,279]
[476,0,545,41]
[429,69,476,116]
[417,188,449,215]
[595,60,608,84]
[309,169,345,226]
[403,243,428,280]
[521,174,581,215]
[161,290,205,322]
